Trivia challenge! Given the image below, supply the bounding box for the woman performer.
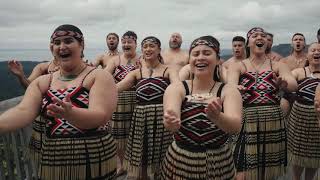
[0,24,118,179]
[117,36,179,179]
[161,35,242,179]
[228,27,297,180]
[287,42,320,180]
[105,31,140,177]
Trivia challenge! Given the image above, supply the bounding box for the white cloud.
[0,0,319,51]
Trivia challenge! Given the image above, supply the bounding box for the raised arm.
[0,76,46,134]
[104,57,117,74]
[93,54,104,68]
[163,82,185,132]
[179,64,191,81]
[276,61,298,92]
[8,60,30,89]
[47,69,118,129]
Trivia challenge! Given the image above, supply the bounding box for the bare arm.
[226,62,241,85]
[47,70,118,129]
[93,54,104,67]
[277,61,298,92]
[104,57,116,74]
[0,77,45,134]
[168,67,180,83]
[163,82,185,132]
[116,69,138,92]
[219,65,228,83]
[179,64,191,81]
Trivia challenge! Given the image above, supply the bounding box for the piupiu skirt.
[160,141,235,180]
[287,101,320,168]
[38,132,117,180]
[233,104,287,180]
[28,116,45,170]
[124,103,173,178]
[111,90,136,151]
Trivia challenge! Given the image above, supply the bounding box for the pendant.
[58,74,78,81]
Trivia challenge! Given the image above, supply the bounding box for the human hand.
[205,97,223,122]
[273,72,288,91]
[163,109,181,132]
[47,94,73,119]
[8,60,24,76]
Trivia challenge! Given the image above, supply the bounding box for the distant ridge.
[0,43,294,101]
[0,61,39,101]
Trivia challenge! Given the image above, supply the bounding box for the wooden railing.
[0,96,37,180]
[0,96,319,180]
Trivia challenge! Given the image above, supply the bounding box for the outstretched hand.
[47,95,73,119]
[163,109,181,132]
[8,60,24,76]
[205,97,223,122]
[273,72,288,91]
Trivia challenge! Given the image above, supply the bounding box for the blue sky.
[0,0,319,50]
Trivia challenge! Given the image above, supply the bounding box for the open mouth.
[123,47,131,51]
[256,42,264,48]
[59,52,71,58]
[314,56,320,60]
[195,63,208,68]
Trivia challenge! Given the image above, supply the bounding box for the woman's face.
[189,45,218,77]
[248,32,267,55]
[142,41,161,61]
[51,36,83,63]
[292,35,305,52]
[121,38,136,54]
[307,43,320,66]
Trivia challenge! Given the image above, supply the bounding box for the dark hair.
[266,32,273,38]
[292,33,305,41]
[141,36,163,63]
[232,36,245,43]
[141,36,161,47]
[106,33,119,40]
[51,24,83,43]
[122,31,137,42]
[51,24,84,58]
[317,28,320,35]
[189,35,220,59]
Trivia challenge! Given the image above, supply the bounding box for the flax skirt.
[38,133,117,180]
[160,141,235,180]
[111,90,136,151]
[28,116,45,170]
[124,103,173,178]
[287,101,320,168]
[233,105,287,180]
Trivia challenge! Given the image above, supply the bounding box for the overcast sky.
[0,0,319,50]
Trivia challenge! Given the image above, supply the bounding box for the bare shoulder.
[281,56,290,63]
[33,74,51,93]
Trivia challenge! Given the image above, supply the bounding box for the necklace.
[249,58,267,84]
[292,54,306,67]
[107,50,119,56]
[147,62,160,77]
[58,64,87,81]
[188,80,216,102]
